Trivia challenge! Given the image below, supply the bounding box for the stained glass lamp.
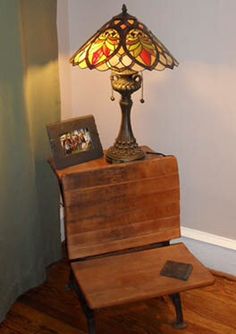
[70,4,178,163]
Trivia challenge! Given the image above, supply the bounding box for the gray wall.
[57,0,236,240]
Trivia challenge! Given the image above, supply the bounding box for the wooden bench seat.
[50,147,215,334]
[72,243,214,310]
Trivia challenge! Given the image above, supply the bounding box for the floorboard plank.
[0,260,235,334]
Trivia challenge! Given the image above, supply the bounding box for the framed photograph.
[47,115,103,169]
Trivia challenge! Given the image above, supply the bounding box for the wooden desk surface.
[48,146,170,181]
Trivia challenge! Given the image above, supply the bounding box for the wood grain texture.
[72,243,215,309]
[1,260,235,334]
[48,148,216,332]
[48,146,169,181]
[61,153,180,259]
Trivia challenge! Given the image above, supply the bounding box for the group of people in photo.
[60,128,92,155]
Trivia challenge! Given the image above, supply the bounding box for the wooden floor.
[0,259,236,334]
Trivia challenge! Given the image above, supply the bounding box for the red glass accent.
[140,49,151,66]
[103,45,111,57]
[120,24,127,29]
[92,48,103,65]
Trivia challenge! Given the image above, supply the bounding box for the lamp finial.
[122,4,127,14]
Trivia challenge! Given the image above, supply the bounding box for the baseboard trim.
[181,227,236,251]
[174,227,236,276]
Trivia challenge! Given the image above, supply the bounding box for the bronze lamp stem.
[105,72,145,163]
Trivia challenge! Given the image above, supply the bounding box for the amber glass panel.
[73,43,90,67]
[126,29,156,67]
[72,29,120,69]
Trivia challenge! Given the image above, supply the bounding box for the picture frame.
[47,115,103,169]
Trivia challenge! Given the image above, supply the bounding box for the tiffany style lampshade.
[70,4,178,163]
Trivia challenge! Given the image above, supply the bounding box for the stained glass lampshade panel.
[70,5,178,73]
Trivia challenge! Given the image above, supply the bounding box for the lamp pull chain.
[140,72,145,103]
[110,74,115,101]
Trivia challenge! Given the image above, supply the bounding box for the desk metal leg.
[71,273,96,334]
[65,268,74,291]
[170,293,187,329]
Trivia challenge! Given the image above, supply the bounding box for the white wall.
[57,0,236,243]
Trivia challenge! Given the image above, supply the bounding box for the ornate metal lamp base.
[105,71,145,164]
[106,142,145,164]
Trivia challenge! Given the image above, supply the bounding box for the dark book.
[160,260,193,281]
